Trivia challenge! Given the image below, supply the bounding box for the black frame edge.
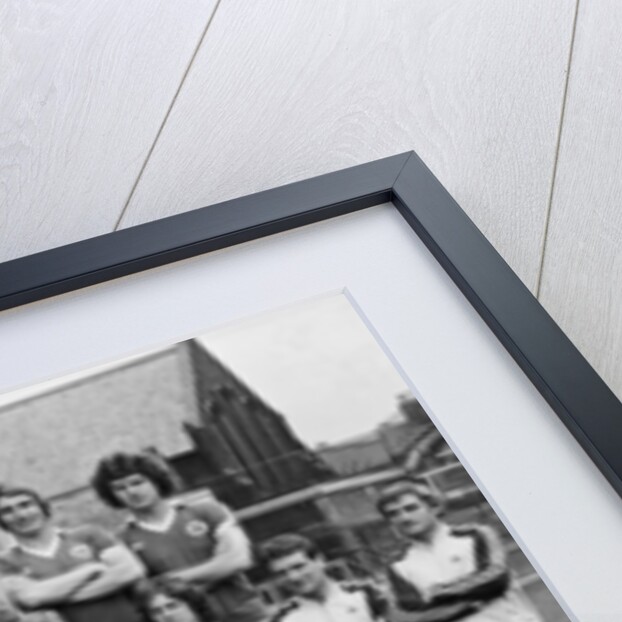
[392,151,622,499]
[0,153,410,311]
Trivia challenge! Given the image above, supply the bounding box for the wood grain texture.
[539,1,622,400]
[0,0,217,262]
[119,0,576,290]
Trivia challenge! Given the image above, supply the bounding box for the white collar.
[406,522,450,550]
[14,530,62,558]
[131,504,177,533]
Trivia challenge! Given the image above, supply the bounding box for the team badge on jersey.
[185,520,209,538]
[69,544,94,560]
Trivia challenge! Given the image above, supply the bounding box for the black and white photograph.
[0,294,569,622]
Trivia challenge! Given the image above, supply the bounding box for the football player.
[261,533,387,622]
[377,479,541,622]
[0,487,144,622]
[91,452,269,622]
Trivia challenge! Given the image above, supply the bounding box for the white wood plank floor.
[2,3,621,422]
[118,0,576,291]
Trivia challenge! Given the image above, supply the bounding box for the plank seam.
[534,0,581,298]
[113,0,224,232]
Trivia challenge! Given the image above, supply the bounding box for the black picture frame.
[1,150,621,502]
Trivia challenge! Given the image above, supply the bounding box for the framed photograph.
[0,152,619,622]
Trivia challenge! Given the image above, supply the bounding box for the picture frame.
[1,150,620,505]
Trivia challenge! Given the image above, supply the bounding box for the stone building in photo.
[0,340,331,528]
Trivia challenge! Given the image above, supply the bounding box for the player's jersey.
[271,581,386,622]
[0,527,141,622]
[392,522,481,597]
[120,500,267,622]
[388,522,541,622]
[0,584,21,622]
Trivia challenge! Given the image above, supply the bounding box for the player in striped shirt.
[0,487,144,622]
[376,479,542,622]
[91,452,270,622]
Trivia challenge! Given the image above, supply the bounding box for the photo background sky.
[0,294,410,446]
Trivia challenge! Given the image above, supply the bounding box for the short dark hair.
[261,533,319,566]
[376,478,441,516]
[137,578,213,622]
[0,487,52,530]
[91,452,178,508]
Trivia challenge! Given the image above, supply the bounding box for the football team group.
[0,451,543,622]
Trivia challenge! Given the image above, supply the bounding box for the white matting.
[0,205,619,621]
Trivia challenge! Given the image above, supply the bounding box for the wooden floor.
[2,5,620,435]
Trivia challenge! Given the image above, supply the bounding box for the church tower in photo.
[179,340,334,507]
